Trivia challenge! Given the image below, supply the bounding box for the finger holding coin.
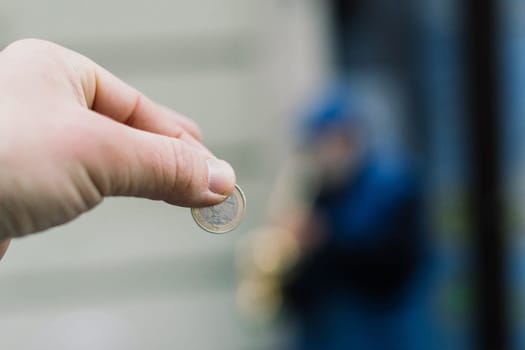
[192,184,246,234]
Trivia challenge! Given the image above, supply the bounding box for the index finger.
[67,48,203,141]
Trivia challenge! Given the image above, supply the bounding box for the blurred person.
[239,84,432,350]
[0,39,236,260]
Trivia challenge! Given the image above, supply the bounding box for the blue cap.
[299,83,362,146]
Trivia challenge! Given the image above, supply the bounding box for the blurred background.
[0,0,523,349]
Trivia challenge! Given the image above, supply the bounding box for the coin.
[191,184,246,234]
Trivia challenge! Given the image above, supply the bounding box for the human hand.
[0,39,236,258]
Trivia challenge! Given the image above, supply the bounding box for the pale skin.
[0,39,236,260]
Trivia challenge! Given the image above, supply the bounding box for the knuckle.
[2,39,67,79]
[159,140,203,202]
[171,141,194,193]
[4,38,56,54]
[123,92,144,126]
[188,122,203,141]
[148,140,170,192]
[145,139,183,198]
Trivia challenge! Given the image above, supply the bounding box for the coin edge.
[191,184,246,234]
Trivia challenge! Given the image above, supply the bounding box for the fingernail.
[207,158,235,195]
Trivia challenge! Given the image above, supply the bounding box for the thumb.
[83,118,236,207]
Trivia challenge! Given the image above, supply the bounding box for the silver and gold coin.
[191,184,246,234]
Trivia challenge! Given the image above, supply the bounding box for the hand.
[0,39,236,258]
